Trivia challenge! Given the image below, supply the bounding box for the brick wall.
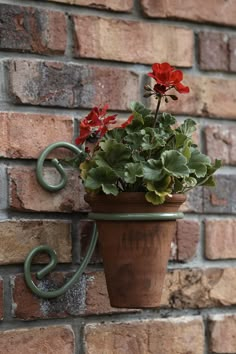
[0,0,236,353]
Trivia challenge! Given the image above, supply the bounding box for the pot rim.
[85,192,186,205]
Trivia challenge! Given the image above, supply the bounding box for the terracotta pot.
[85,192,186,308]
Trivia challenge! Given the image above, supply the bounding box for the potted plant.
[73,62,221,308]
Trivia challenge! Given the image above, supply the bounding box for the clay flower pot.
[85,192,185,308]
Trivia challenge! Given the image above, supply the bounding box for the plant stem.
[153,96,162,128]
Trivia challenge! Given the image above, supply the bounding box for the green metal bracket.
[24,141,184,299]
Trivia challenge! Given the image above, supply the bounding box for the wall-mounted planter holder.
[24,142,184,308]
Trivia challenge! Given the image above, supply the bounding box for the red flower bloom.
[148,62,189,95]
[75,105,117,145]
[120,114,134,128]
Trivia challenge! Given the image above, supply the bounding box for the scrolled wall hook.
[36,141,83,192]
[24,141,98,299]
[24,225,98,299]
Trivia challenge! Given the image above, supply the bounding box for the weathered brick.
[162,268,236,309]
[179,188,203,213]
[175,220,200,261]
[12,267,236,320]
[0,112,73,159]
[8,167,89,213]
[49,0,133,11]
[73,15,193,66]
[0,326,74,354]
[7,59,139,110]
[12,273,87,320]
[0,220,71,265]
[84,317,204,354]
[12,272,137,320]
[199,32,228,71]
[0,278,3,320]
[84,268,236,310]
[140,0,236,26]
[203,174,236,214]
[209,314,236,353]
[229,37,236,72]
[150,75,236,119]
[205,125,236,165]
[0,4,66,54]
[205,219,236,259]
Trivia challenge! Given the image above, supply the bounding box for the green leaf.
[200,175,216,187]
[159,113,177,127]
[145,192,166,205]
[173,178,184,193]
[96,140,131,177]
[101,184,119,195]
[188,149,211,178]
[85,166,118,195]
[177,119,197,137]
[182,176,197,191]
[124,132,145,150]
[130,101,155,127]
[130,101,153,118]
[161,150,190,177]
[126,113,144,132]
[80,160,97,180]
[140,128,165,151]
[142,159,164,181]
[196,159,221,186]
[146,176,172,193]
[124,163,143,184]
[175,133,188,148]
[181,139,192,160]
[103,128,126,142]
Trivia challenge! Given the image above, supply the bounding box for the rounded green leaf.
[161,150,189,177]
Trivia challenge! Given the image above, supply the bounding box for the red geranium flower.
[148,62,189,95]
[75,105,117,145]
[120,114,134,128]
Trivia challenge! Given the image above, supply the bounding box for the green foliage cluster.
[79,102,221,205]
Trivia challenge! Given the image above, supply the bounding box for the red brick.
[199,32,229,71]
[0,112,73,159]
[12,272,137,320]
[49,0,133,11]
[150,75,236,119]
[0,4,66,54]
[8,167,89,213]
[176,220,200,261]
[79,220,102,263]
[73,15,193,66]
[12,273,87,320]
[84,317,204,354]
[0,278,3,320]
[203,174,236,214]
[0,326,74,354]
[179,188,203,213]
[205,219,236,259]
[229,37,236,72]
[12,267,236,320]
[209,314,236,353]
[7,59,140,110]
[0,220,71,265]
[205,125,236,165]
[140,0,236,26]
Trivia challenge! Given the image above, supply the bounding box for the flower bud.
[144,84,153,91]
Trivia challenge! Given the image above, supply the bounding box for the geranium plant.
[74,62,221,205]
